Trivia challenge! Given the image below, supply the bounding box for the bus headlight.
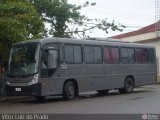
[6,81,10,85]
[28,74,39,85]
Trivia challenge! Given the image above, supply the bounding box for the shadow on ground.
[0,88,153,104]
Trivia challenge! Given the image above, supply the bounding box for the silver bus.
[6,37,157,100]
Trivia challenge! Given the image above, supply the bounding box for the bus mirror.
[42,49,58,69]
[42,50,48,68]
[41,49,58,77]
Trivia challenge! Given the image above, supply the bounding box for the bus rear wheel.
[119,77,134,94]
[63,81,75,100]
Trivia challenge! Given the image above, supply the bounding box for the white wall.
[121,32,157,42]
[142,40,160,76]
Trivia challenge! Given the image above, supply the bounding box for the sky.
[68,0,155,38]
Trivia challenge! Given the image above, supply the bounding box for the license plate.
[15,88,21,92]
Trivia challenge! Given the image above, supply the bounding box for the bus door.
[41,44,59,95]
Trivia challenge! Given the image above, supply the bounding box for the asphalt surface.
[0,84,160,114]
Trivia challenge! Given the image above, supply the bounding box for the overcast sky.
[68,0,155,38]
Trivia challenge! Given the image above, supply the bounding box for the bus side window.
[149,48,155,63]
[120,48,135,64]
[136,48,149,64]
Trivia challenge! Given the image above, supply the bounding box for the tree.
[0,0,46,61]
[30,0,125,38]
[0,0,125,62]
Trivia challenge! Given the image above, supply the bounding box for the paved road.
[0,84,160,114]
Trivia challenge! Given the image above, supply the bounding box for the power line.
[68,21,144,29]
[83,7,154,20]
[70,0,154,21]
[69,0,155,24]
[81,9,154,22]
[155,0,160,31]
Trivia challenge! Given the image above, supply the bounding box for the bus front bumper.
[6,83,42,96]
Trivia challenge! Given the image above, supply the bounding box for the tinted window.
[149,48,155,63]
[94,46,102,64]
[121,48,128,63]
[128,48,135,63]
[104,47,120,64]
[65,45,73,63]
[104,47,112,64]
[143,48,149,63]
[65,45,82,64]
[74,46,82,63]
[120,48,135,64]
[136,48,143,63]
[84,46,94,63]
[84,46,102,64]
[111,47,120,63]
[136,48,149,64]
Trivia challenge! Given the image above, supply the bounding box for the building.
[111,22,160,83]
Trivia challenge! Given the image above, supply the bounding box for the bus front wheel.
[63,81,75,100]
[119,77,134,94]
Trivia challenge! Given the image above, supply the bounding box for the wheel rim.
[126,79,133,92]
[65,82,75,99]
[68,85,74,97]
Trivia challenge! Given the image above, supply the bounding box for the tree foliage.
[0,0,125,62]
[30,0,125,38]
[0,0,45,60]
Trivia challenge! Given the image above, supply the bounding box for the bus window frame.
[103,46,120,64]
[64,43,83,64]
[120,47,136,64]
[135,47,149,64]
[83,45,103,64]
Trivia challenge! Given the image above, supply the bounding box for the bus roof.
[12,37,155,48]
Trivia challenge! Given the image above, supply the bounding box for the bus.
[6,37,157,101]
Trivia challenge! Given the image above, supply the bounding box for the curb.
[0,96,30,101]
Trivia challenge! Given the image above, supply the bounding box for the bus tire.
[63,81,75,100]
[119,77,134,94]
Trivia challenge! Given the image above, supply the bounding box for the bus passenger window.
[128,48,135,63]
[149,48,155,63]
[120,48,135,64]
[104,47,112,64]
[104,47,119,64]
[136,48,149,64]
[84,46,94,64]
[65,45,82,64]
[120,48,128,63]
[84,46,102,64]
[111,47,120,63]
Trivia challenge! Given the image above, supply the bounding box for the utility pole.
[155,0,160,37]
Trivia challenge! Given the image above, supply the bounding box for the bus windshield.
[8,43,40,77]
